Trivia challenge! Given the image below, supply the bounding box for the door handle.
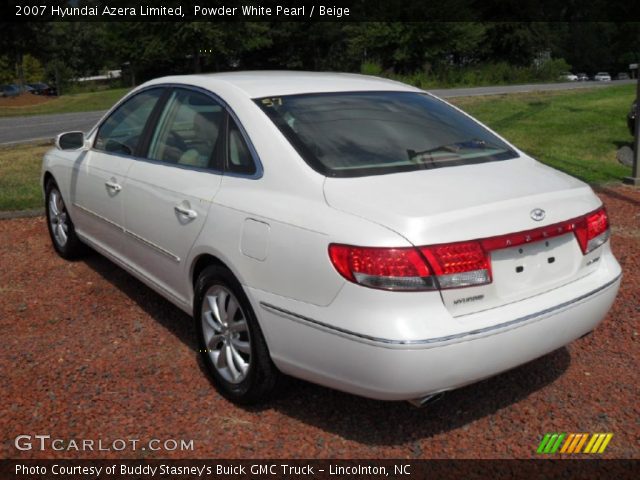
[105,180,122,192]
[174,205,198,220]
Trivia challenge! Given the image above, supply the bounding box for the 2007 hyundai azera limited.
[42,72,621,405]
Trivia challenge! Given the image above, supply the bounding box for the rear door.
[121,88,224,303]
[71,88,165,256]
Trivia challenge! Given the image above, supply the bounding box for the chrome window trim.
[260,273,621,349]
[89,83,264,180]
[83,147,225,177]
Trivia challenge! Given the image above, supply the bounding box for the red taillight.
[420,241,489,275]
[419,241,491,289]
[328,245,435,291]
[587,209,608,238]
[328,207,609,291]
[575,207,610,254]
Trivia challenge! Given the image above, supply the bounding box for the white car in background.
[594,72,612,81]
[559,72,578,81]
[42,72,621,405]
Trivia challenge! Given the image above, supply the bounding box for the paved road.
[0,110,106,145]
[0,80,634,145]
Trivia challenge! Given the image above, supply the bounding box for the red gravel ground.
[1,185,638,460]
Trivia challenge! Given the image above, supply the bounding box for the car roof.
[143,71,421,98]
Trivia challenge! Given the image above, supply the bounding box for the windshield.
[255,91,518,177]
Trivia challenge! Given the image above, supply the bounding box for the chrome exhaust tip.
[407,392,445,408]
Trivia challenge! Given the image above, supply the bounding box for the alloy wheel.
[201,285,252,384]
[48,188,69,247]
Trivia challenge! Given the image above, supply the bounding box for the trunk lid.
[323,156,604,315]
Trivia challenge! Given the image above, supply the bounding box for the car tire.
[194,265,280,404]
[45,180,85,259]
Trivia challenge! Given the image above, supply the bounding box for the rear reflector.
[329,206,609,291]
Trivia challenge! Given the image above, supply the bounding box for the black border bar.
[4,0,640,22]
[2,459,639,480]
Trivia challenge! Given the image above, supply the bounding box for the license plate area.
[490,233,579,301]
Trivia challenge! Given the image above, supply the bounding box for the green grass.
[0,85,635,212]
[0,142,50,211]
[449,84,635,184]
[0,88,130,118]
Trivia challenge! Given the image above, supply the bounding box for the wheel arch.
[43,170,55,190]
[189,252,274,350]
[190,253,229,290]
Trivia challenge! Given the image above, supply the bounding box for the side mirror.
[55,131,86,151]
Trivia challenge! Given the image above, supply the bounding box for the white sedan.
[42,72,621,405]
[559,72,578,81]
[594,72,612,81]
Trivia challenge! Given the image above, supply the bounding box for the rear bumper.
[249,253,621,401]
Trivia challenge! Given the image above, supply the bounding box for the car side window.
[94,88,163,156]
[147,89,224,169]
[227,116,256,175]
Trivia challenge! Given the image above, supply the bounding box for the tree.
[0,56,13,84]
[106,22,272,82]
[345,22,486,73]
[0,22,51,86]
[552,22,621,73]
[22,54,45,83]
[482,23,556,66]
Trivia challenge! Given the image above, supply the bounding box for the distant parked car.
[1,84,20,97]
[594,72,611,81]
[629,99,637,136]
[559,72,578,81]
[616,73,630,80]
[27,83,57,96]
[576,73,589,81]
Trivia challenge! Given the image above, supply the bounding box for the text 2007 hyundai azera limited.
[42,72,621,405]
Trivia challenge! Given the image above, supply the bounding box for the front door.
[71,88,165,256]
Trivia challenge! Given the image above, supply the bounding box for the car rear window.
[255,91,518,177]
